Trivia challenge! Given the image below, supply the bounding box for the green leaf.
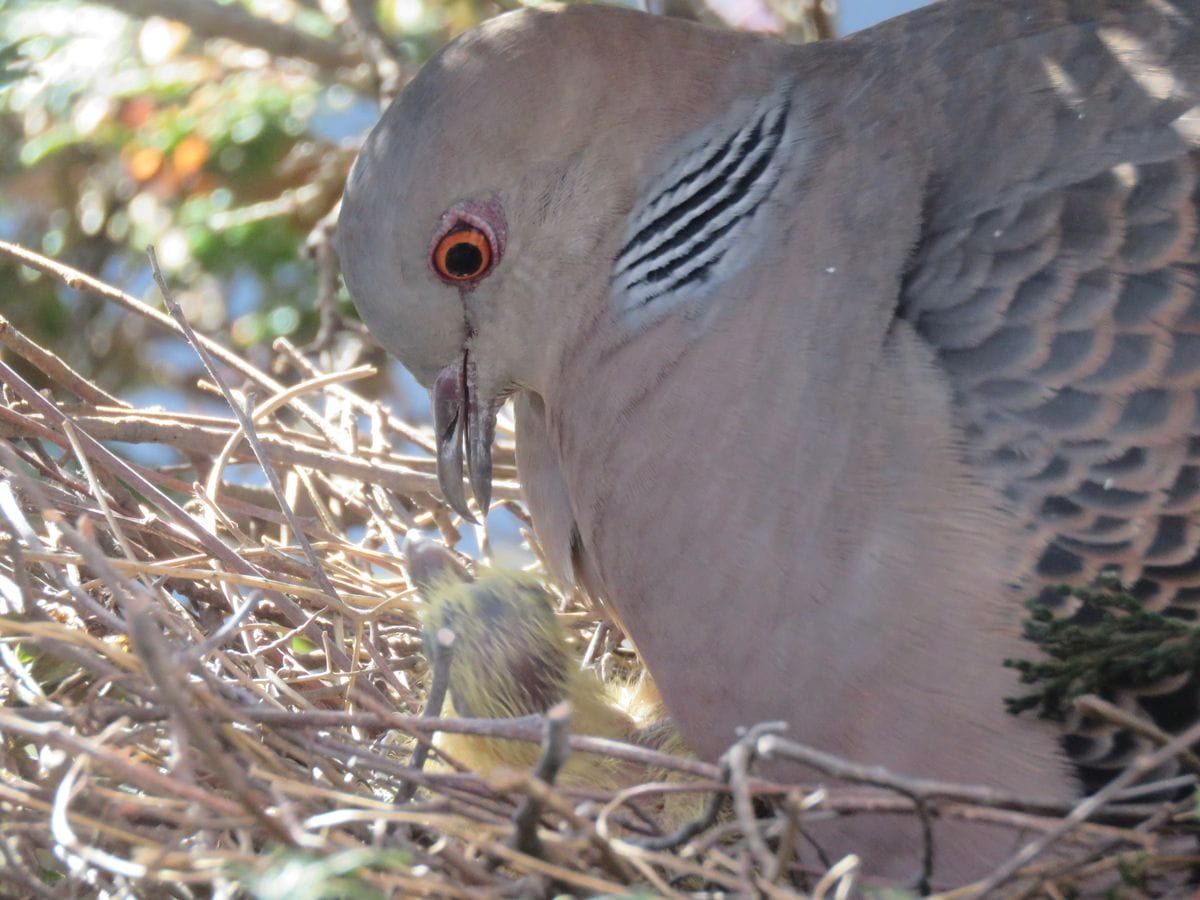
[0,38,31,90]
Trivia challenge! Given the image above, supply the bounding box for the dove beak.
[432,353,495,523]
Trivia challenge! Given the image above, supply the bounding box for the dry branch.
[90,0,359,74]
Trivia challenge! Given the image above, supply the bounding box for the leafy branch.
[1006,579,1200,718]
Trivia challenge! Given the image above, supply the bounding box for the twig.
[0,240,347,443]
[0,461,126,632]
[149,245,343,609]
[757,733,1075,816]
[397,627,456,803]
[1074,693,1200,776]
[301,204,348,353]
[0,711,249,817]
[0,314,127,407]
[626,781,728,851]
[487,763,648,888]
[810,853,859,900]
[0,406,519,500]
[972,714,1200,895]
[511,701,573,857]
[0,356,390,708]
[123,575,295,844]
[727,722,782,876]
[89,0,358,74]
[344,0,405,102]
[274,336,439,454]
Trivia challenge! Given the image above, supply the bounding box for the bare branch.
[92,0,359,74]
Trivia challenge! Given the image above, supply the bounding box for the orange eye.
[432,225,494,283]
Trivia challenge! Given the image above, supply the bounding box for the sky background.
[839,0,927,33]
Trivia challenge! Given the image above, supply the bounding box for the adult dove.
[338,0,1200,880]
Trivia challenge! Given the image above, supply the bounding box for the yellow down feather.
[419,568,646,792]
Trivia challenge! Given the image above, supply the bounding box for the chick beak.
[402,530,473,591]
[432,353,495,522]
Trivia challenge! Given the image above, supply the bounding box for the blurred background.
[0,0,925,426]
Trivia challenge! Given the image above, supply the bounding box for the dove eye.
[430,221,497,284]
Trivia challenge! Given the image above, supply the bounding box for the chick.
[403,532,645,791]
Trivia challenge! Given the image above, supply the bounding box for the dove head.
[337,4,789,519]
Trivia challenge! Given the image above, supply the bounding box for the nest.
[2,237,1200,898]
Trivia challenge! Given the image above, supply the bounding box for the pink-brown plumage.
[338,0,1200,880]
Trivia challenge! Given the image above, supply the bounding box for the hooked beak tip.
[431,355,495,523]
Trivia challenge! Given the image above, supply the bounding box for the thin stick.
[148,246,343,608]
[0,314,127,407]
[397,627,456,803]
[0,356,389,708]
[973,714,1200,895]
[511,701,573,857]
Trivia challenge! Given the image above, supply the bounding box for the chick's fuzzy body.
[419,571,642,790]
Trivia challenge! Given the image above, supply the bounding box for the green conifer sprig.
[1005,580,1200,719]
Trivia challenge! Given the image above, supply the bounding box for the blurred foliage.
[0,0,499,406]
[238,848,415,900]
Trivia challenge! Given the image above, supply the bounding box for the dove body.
[340,0,1200,879]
